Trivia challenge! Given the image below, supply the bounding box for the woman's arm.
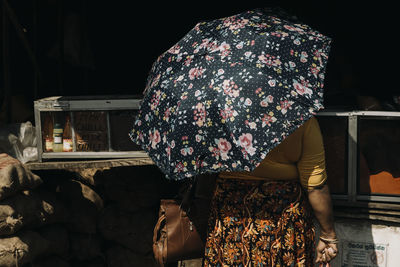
[297,118,339,263]
[308,184,335,238]
[308,184,338,263]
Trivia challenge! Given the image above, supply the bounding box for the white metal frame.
[317,110,400,204]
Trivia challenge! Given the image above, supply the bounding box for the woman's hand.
[307,184,338,265]
[315,238,339,265]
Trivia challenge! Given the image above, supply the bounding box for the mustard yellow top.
[219,117,327,189]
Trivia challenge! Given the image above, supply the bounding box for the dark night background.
[1,0,399,123]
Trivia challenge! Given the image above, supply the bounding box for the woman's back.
[219,117,327,189]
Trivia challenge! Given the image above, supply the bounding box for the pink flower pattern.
[130,9,331,180]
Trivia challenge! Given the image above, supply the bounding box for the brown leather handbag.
[152,173,216,266]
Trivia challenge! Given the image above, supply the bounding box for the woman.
[203,116,338,266]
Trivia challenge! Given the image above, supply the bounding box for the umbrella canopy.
[130,8,332,180]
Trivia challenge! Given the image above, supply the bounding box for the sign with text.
[74,111,108,152]
[342,241,388,267]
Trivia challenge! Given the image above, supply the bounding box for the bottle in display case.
[43,113,54,152]
[63,115,73,152]
[53,123,63,152]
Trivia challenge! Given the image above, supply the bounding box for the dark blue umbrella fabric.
[130,9,332,180]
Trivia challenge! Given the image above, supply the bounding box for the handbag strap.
[180,176,197,213]
[180,172,218,214]
[180,154,208,212]
[153,209,167,267]
[180,154,212,214]
[153,213,166,244]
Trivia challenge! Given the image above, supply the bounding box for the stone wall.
[0,160,185,267]
[3,158,400,267]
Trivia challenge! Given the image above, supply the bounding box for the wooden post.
[3,0,42,101]
[2,0,11,124]
[57,0,64,95]
[33,0,38,99]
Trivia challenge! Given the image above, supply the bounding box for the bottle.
[53,123,63,152]
[43,113,53,152]
[63,115,73,152]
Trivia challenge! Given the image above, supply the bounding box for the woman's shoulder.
[301,116,323,139]
[282,116,319,144]
[301,116,320,131]
[305,116,318,125]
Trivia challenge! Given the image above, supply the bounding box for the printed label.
[45,138,53,152]
[54,136,62,144]
[63,139,73,152]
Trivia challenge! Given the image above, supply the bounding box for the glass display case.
[317,111,400,205]
[34,95,146,161]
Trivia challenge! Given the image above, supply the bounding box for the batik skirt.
[203,178,315,267]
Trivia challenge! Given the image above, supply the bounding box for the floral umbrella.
[129,8,332,180]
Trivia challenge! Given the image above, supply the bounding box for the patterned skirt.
[203,178,315,267]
